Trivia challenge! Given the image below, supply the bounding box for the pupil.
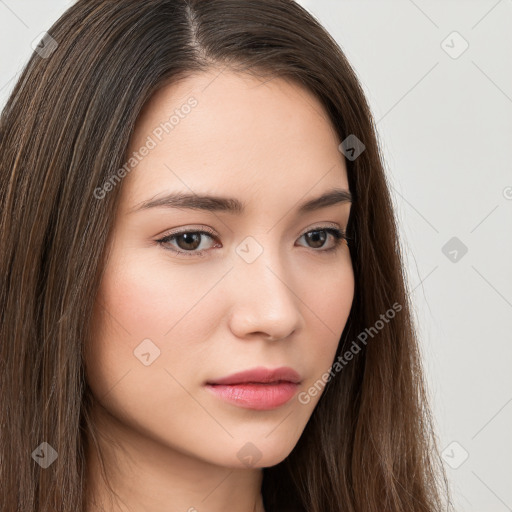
[307,230,326,248]
[179,233,200,250]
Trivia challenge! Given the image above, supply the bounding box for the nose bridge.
[228,234,302,338]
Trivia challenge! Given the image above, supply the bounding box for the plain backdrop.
[1,1,511,511]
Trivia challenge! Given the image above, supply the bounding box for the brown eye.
[304,230,328,249]
[174,232,202,251]
[298,228,347,252]
[156,229,219,257]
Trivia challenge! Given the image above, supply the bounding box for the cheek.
[317,267,354,328]
[85,252,222,397]
[94,250,216,339]
[305,256,354,329]
[298,261,354,379]
[84,255,220,447]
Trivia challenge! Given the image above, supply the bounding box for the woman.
[0,1,452,511]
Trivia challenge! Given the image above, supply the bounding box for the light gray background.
[1,1,511,511]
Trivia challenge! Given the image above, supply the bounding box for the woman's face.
[86,69,354,470]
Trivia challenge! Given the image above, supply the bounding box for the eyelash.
[155,225,350,258]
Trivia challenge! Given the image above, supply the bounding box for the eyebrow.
[129,187,353,215]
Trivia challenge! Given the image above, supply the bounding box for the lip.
[206,366,301,386]
[204,366,301,411]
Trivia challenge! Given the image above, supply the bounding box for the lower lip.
[204,382,299,410]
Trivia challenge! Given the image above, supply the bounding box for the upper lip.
[206,366,301,385]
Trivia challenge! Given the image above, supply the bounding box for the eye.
[156,227,219,257]
[296,227,348,253]
[155,225,349,258]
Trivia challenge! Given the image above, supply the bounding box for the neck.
[84,401,266,512]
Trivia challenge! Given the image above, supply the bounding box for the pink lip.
[206,366,301,385]
[204,366,301,410]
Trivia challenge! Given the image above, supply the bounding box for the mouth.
[204,381,299,410]
[204,366,301,410]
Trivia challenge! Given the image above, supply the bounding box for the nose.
[226,247,303,342]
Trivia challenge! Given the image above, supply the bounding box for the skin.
[85,68,354,512]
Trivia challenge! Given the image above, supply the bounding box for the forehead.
[121,69,349,210]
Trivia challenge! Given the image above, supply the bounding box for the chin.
[210,435,298,470]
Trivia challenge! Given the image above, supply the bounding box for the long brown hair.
[0,1,452,510]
